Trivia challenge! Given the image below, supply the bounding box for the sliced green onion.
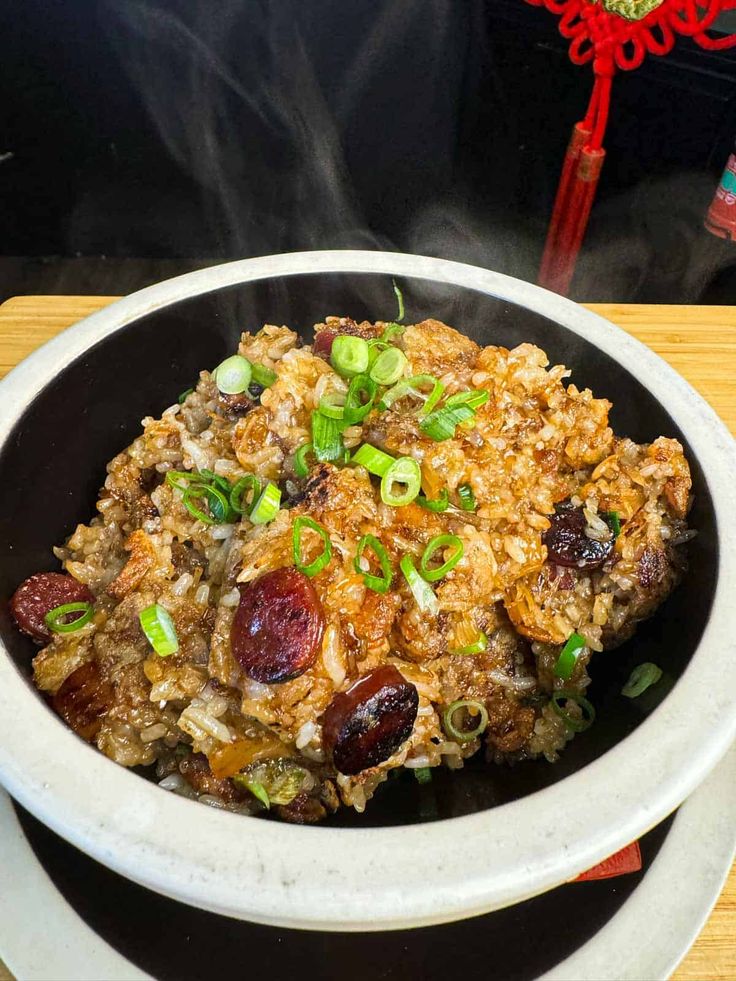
[379,375,444,416]
[622,662,663,698]
[370,347,408,387]
[399,555,439,615]
[249,482,281,525]
[177,387,194,404]
[419,533,464,582]
[319,391,347,420]
[331,336,370,378]
[44,601,94,634]
[351,443,395,477]
[312,411,345,463]
[413,767,432,784]
[367,339,391,368]
[344,374,378,425]
[139,603,179,656]
[446,389,490,412]
[230,475,262,516]
[232,775,271,809]
[381,323,405,343]
[420,403,475,441]
[417,489,449,512]
[213,354,252,395]
[294,442,315,478]
[182,483,231,525]
[443,699,489,742]
[554,632,586,680]
[251,363,277,388]
[457,484,476,511]
[293,516,332,578]
[165,469,208,492]
[381,456,421,507]
[354,534,393,593]
[392,279,405,322]
[605,510,622,538]
[452,632,488,655]
[551,689,596,732]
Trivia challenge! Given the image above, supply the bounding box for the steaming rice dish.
[11,311,693,822]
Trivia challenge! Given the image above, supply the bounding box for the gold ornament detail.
[599,0,666,20]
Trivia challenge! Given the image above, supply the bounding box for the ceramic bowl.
[0,251,734,930]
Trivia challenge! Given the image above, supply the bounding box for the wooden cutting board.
[0,295,733,981]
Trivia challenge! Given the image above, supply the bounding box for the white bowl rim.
[0,250,735,931]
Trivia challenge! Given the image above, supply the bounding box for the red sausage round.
[321,665,419,775]
[52,660,113,742]
[543,502,614,571]
[10,573,94,644]
[231,567,325,684]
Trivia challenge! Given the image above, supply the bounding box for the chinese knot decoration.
[526,0,736,294]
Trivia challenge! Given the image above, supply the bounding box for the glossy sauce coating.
[543,502,613,570]
[51,661,113,742]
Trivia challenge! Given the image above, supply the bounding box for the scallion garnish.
[367,339,391,368]
[232,775,271,809]
[251,363,277,388]
[354,534,393,593]
[44,601,94,634]
[351,443,395,477]
[399,555,439,615]
[177,388,194,404]
[457,484,476,511]
[417,489,450,512]
[331,335,370,378]
[381,323,405,343]
[419,403,475,441]
[414,767,432,784]
[370,347,408,387]
[605,510,622,538]
[319,391,347,420]
[312,410,345,463]
[622,662,663,698]
[182,483,231,525]
[442,699,489,742]
[419,534,464,582]
[452,632,488,655]
[249,482,281,525]
[165,469,208,492]
[344,374,378,425]
[139,603,179,657]
[379,375,443,416]
[294,442,315,478]
[213,354,252,395]
[392,279,405,322]
[554,632,586,680]
[446,389,489,412]
[381,456,421,507]
[550,689,596,732]
[229,475,262,516]
[293,516,332,578]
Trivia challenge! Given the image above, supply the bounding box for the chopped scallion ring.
[413,767,432,784]
[457,483,476,511]
[177,387,194,404]
[420,403,475,441]
[419,533,464,582]
[622,662,663,698]
[213,354,252,395]
[452,632,488,655]
[550,689,596,732]
[381,456,421,507]
[182,483,231,525]
[233,774,271,809]
[417,489,450,512]
[44,601,94,634]
[351,443,395,477]
[331,336,370,378]
[249,482,282,525]
[370,347,408,387]
[319,391,347,420]
[379,375,443,416]
[139,603,179,657]
[392,279,405,322]
[446,389,489,412]
[344,374,378,425]
[354,534,393,593]
[229,475,262,516]
[165,469,209,492]
[381,322,405,343]
[399,555,439,615]
[605,510,622,538]
[312,410,345,462]
[443,699,489,742]
[294,442,315,478]
[292,516,332,577]
[251,363,277,388]
[367,339,391,368]
[554,632,586,680]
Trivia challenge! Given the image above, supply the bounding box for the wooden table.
[0,296,734,981]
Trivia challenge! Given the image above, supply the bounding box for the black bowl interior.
[0,271,717,828]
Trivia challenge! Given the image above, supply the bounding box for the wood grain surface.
[0,295,733,981]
